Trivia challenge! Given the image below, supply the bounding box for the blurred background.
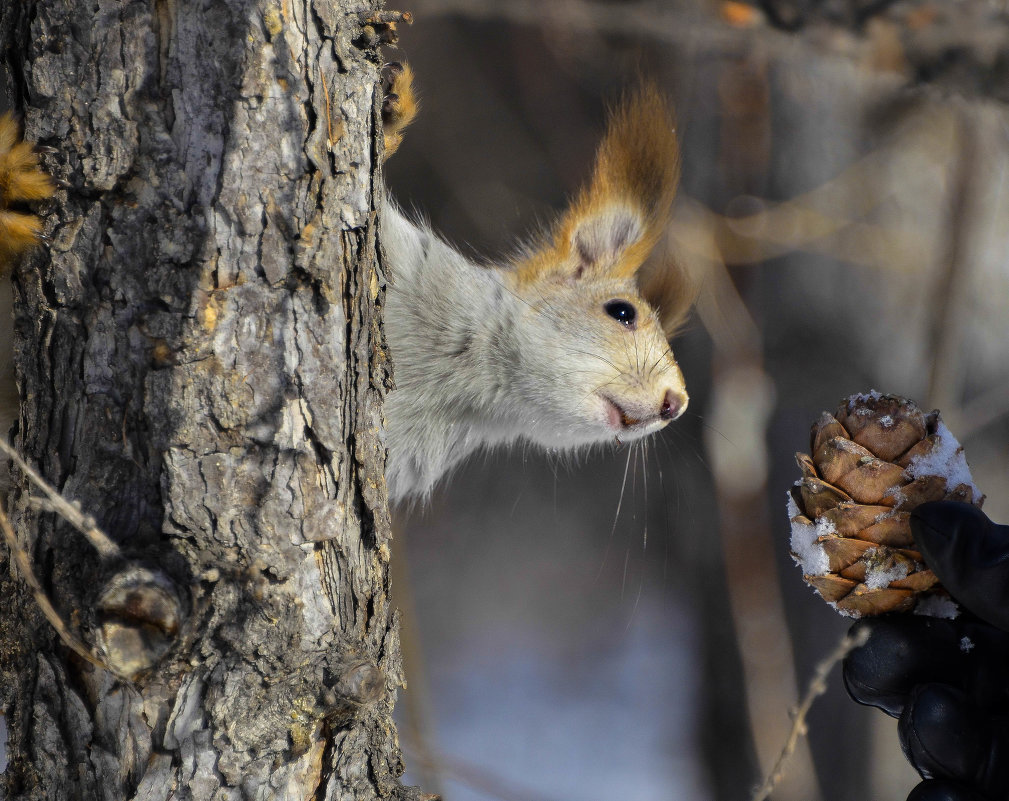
[383,1,1009,800]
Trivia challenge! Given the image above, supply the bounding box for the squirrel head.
[505,233,690,449]
[505,84,692,448]
[380,79,695,501]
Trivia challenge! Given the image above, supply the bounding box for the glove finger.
[899,683,1009,797]
[844,618,985,717]
[907,779,991,801]
[912,502,1009,632]
[900,684,988,781]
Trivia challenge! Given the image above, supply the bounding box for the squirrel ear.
[568,205,646,279]
[515,83,679,285]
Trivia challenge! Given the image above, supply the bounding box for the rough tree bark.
[0,1,417,799]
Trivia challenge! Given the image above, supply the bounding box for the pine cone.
[788,391,983,617]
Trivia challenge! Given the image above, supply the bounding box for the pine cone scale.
[833,459,905,505]
[820,537,874,571]
[798,477,852,517]
[821,503,896,537]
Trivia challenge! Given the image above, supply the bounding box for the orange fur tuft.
[0,211,45,262]
[382,63,419,158]
[0,112,54,274]
[0,114,17,154]
[516,83,680,285]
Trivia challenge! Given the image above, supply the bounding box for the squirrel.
[0,69,693,505]
[380,65,693,502]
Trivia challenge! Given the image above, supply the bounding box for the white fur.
[382,200,688,503]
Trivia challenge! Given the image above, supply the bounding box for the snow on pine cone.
[788,391,983,618]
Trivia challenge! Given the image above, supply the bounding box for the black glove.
[843,502,1009,801]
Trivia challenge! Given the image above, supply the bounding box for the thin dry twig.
[320,66,335,152]
[750,626,872,801]
[0,438,119,559]
[0,439,119,669]
[0,500,109,670]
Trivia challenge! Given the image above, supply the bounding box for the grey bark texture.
[0,1,417,799]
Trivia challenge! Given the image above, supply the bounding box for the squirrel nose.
[659,389,688,421]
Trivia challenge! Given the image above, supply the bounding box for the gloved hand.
[843,502,1009,801]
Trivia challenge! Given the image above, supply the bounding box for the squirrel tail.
[382,62,419,158]
[0,113,54,274]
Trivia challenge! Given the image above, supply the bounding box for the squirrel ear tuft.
[515,82,680,285]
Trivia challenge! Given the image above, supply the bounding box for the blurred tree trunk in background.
[0,1,415,799]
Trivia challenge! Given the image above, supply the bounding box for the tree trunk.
[0,1,415,799]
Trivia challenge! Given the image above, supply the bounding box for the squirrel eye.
[603,299,637,328]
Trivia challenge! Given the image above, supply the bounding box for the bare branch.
[750,626,872,801]
[0,500,110,670]
[0,438,119,559]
